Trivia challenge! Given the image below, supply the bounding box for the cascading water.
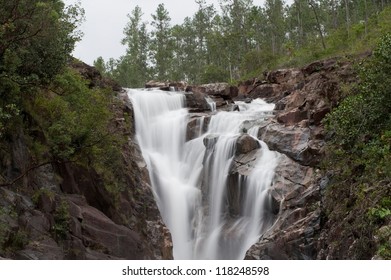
[128,88,279,259]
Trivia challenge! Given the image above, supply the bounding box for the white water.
[128,89,279,259]
[205,96,217,112]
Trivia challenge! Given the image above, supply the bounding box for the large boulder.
[235,134,260,155]
[258,122,324,166]
[187,83,238,100]
[227,134,262,217]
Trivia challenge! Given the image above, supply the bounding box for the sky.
[63,0,291,65]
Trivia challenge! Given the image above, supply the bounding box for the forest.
[0,0,390,260]
[94,0,391,87]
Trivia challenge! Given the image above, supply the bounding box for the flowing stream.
[128,88,279,259]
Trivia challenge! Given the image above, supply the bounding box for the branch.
[0,160,75,187]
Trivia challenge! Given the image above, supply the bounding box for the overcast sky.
[63,0,291,65]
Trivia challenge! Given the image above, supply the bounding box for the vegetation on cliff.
[0,1,150,258]
[323,34,391,259]
[0,0,127,196]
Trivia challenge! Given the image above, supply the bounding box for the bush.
[322,33,391,259]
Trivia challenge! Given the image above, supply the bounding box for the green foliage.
[375,226,391,259]
[0,0,84,139]
[323,33,391,259]
[200,64,229,84]
[52,200,70,241]
[0,206,27,256]
[23,67,127,198]
[26,68,114,162]
[325,33,391,147]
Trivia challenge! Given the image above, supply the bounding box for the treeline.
[94,0,391,87]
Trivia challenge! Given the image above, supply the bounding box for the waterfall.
[205,96,216,112]
[128,88,279,259]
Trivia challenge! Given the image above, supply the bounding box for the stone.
[249,84,282,101]
[184,92,209,113]
[235,134,260,155]
[266,69,304,85]
[145,80,168,88]
[203,134,219,149]
[277,108,308,126]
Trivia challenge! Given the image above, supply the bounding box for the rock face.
[185,83,237,112]
[0,66,171,260]
[227,134,262,217]
[147,56,359,260]
[240,57,360,260]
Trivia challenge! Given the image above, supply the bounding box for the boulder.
[277,108,308,126]
[145,80,168,88]
[203,134,219,150]
[258,123,324,166]
[235,134,260,155]
[266,69,304,85]
[187,83,238,100]
[248,84,282,101]
[184,92,210,113]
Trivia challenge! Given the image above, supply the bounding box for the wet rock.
[248,84,282,101]
[184,92,210,113]
[203,134,219,149]
[246,155,320,260]
[226,134,262,217]
[235,134,260,155]
[258,123,324,166]
[169,81,187,91]
[146,221,173,260]
[186,114,210,141]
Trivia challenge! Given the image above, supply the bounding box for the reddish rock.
[249,84,282,101]
[277,108,308,126]
[235,134,260,155]
[266,69,304,85]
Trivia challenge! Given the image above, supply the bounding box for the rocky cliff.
[0,55,367,260]
[153,56,361,260]
[0,62,172,260]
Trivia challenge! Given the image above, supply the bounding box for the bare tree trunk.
[308,0,326,50]
[344,0,350,38]
[364,0,368,36]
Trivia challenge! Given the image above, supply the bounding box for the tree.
[264,0,286,55]
[308,0,326,49]
[119,6,151,87]
[150,4,174,81]
[219,0,255,80]
[93,56,107,74]
[0,0,84,136]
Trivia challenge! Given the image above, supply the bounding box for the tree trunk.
[308,0,326,50]
[344,0,350,38]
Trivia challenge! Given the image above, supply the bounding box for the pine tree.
[150,4,174,81]
[119,6,151,87]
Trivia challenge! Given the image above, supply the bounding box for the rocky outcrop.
[145,80,187,92]
[238,57,360,259]
[185,83,238,112]
[245,155,321,260]
[0,66,171,260]
[140,56,361,260]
